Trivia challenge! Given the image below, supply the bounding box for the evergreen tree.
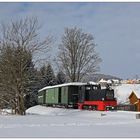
[0,17,51,115]
[39,63,57,89]
[45,63,57,86]
[24,59,39,109]
[40,65,47,77]
[56,71,66,84]
[38,65,48,89]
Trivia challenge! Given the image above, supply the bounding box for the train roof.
[38,82,87,92]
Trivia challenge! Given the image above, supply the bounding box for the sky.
[0,2,140,79]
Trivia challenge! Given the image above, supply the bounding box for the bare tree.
[57,27,102,82]
[0,17,51,115]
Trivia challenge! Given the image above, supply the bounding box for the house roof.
[113,84,140,104]
[130,90,140,99]
[99,79,107,83]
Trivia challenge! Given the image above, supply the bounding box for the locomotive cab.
[105,89,115,100]
[78,84,117,111]
[78,84,101,102]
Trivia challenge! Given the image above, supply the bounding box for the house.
[98,78,120,87]
[112,79,120,84]
[129,91,140,111]
[98,79,111,87]
[112,84,140,111]
[113,84,140,104]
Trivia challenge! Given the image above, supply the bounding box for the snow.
[113,84,140,104]
[99,78,107,83]
[0,109,13,115]
[0,105,140,137]
[2,84,140,138]
[87,81,98,85]
[38,81,100,92]
[38,82,87,92]
[107,79,112,84]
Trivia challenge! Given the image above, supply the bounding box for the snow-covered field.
[0,105,139,138]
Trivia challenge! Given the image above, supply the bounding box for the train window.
[106,92,113,99]
[86,86,91,90]
[92,86,97,90]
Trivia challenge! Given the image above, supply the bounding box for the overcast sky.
[0,2,140,79]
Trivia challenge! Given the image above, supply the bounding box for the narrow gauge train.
[38,82,117,111]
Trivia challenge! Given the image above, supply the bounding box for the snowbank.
[0,109,13,115]
[26,105,81,116]
[26,105,138,119]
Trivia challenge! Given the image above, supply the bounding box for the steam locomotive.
[38,82,117,111]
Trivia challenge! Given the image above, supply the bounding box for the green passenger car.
[60,86,79,105]
[61,86,68,104]
[38,82,86,108]
[46,88,59,104]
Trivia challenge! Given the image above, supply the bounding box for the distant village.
[98,78,140,86]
